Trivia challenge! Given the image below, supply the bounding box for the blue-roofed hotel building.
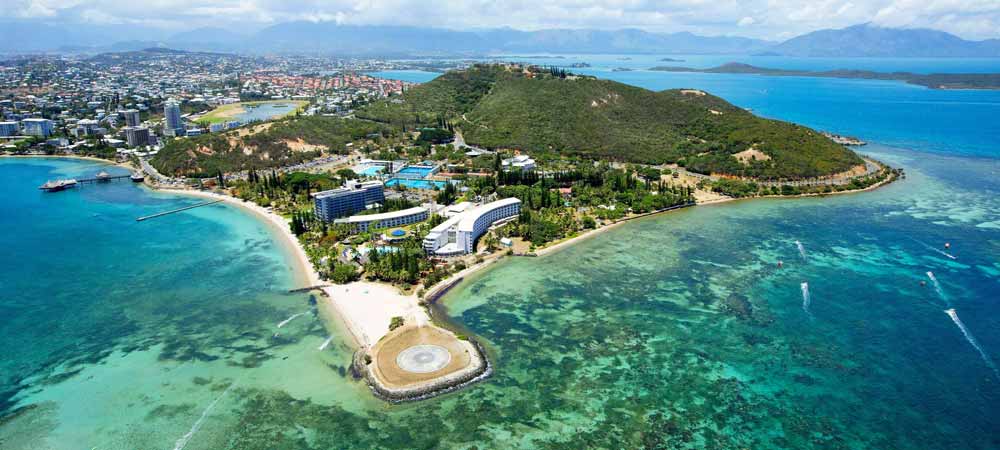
[311,180,385,222]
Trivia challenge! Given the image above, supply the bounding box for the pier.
[76,174,131,184]
[136,200,223,222]
[288,285,332,293]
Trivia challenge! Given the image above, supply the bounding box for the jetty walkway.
[136,200,223,222]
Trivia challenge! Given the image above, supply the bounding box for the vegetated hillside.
[360,65,862,179]
[151,116,385,177]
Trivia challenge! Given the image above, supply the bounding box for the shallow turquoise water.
[0,158,370,449]
[4,150,996,449]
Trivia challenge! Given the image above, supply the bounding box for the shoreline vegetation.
[649,62,1000,90]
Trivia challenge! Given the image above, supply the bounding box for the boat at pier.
[130,172,145,182]
[39,179,78,192]
[95,171,112,182]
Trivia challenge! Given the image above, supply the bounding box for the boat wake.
[801,282,813,319]
[795,240,807,261]
[911,238,957,260]
[172,378,239,450]
[926,271,950,307]
[945,309,1000,382]
[277,311,307,328]
[318,336,334,351]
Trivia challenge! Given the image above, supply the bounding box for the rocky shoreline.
[352,339,492,403]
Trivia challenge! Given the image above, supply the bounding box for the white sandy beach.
[322,282,427,348]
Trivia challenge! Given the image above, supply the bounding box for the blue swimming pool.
[396,166,435,177]
[385,178,449,190]
[356,166,384,176]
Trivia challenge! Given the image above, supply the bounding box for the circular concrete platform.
[396,344,451,373]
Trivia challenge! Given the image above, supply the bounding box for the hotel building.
[164,101,184,137]
[124,126,151,147]
[312,180,385,222]
[0,121,18,137]
[21,118,54,137]
[423,198,521,256]
[122,109,141,127]
[334,206,429,232]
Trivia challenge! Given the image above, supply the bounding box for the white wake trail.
[911,238,957,260]
[926,271,950,307]
[277,311,307,328]
[795,240,807,261]
[173,379,239,450]
[945,309,1000,382]
[318,336,334,351]
[801,282,813,318]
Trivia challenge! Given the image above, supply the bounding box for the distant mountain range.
[768,23,1000,57]
[2,21,999,58]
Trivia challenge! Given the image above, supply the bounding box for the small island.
[649,62,1000,90]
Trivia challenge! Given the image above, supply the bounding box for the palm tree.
[483,231,499,252]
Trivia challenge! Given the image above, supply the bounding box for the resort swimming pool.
[396,166,435,177]
[385,178,449,190]
[354,165,384,176]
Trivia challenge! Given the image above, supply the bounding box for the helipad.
[396,344,451,373]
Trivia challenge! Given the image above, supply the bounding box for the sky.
[8,0,1000,41]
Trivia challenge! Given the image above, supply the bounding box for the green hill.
[359,64,863,179]
[151,116,386,177]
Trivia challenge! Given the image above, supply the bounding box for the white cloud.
[7,0,1000,40]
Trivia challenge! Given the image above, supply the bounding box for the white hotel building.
[334,206,429,232]
[423,198,521,256]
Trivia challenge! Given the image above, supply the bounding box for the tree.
[329,262,360,284]
[482,231,500,251]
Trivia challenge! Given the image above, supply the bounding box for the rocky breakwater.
[353,323,491,402]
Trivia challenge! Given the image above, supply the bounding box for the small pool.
[396,166,435,177]
[390,229,407,237]
[385,178,449,190]
[354,165,384,176]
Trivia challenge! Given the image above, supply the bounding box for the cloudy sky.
[9,0,1000,40]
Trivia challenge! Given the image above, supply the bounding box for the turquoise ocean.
[3,57,1000,449]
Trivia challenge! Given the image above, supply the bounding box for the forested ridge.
[360,64,863,179]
